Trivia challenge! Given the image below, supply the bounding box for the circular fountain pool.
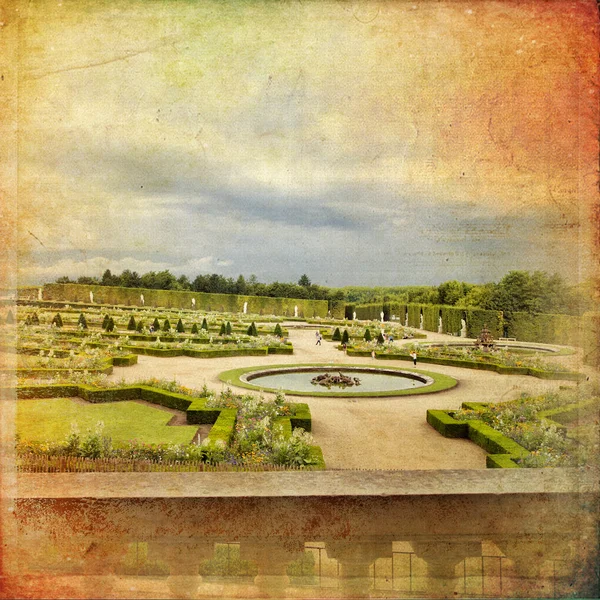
[219,364,457,397]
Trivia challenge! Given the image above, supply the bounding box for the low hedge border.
[538,398,600,429]
[12,383,322,468]
[12,354,138,378]
[426,409,526,468]
[346,349,584,381]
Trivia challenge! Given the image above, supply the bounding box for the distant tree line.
[56,270,344,302]
[55,269,593,316]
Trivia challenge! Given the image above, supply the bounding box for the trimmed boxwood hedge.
[290,403,312,432]
[426,410,468,438]
[426,409,528,467]
[41,283,333,318]
[351,349,584,381]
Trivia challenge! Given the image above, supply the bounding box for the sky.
[14,0,599,288]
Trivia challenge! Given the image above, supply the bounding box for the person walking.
[315,332,322,346]
[410,350,417,366]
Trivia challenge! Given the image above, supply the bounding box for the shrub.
[364,328,372,341]
[332,327,341,341]
[226,321,232,335]
[191,323,199,334]
[52,313,63,328]
[127,315,136,331]
[78,313,88,329]
[219,322,227,336]
[106,317,115,332]
[152,317,160,331]
[247,322,258,336]
[201,317,209,330]
[102,314,110,329]
[136,320,144,333]
[377,331,385,344]
[274,323,283,336]
[163,318,171,332]
[176,318,185,333]
[342,329,349,344]
[32,312,40,325]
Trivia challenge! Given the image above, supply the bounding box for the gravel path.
[107,326,583,470]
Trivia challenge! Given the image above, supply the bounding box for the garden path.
[108,327,583,471]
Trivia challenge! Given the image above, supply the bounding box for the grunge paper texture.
[1,0,598,598]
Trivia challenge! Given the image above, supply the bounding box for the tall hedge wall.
[507,312,582,346]
[40,283,331,318]
[351,299,587,347]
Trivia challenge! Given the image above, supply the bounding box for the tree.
[364,328,372,342]
[298,274,311,287]
[136,320,144,333]
[438,280,466,306]
[332,327,341,341]
[191,323,199,334]
[377,331,385,344]
[163,319,171,332]
[101,269,117,286]
[235,275,247,295]
[106,317,115,332]
[127,315,137,331]
[274,323,283,337]
[226,321,232,335]
[55,276,72,284]
[176,318,185,333]
[219,322,227,336]
[152,317,160,332]
[342,329,350,344]
[78,313,88,329]
[102,314,110,329]
[32,312,40,325]
[201,318,208,330]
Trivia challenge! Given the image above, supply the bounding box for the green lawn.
[17,398,199,445]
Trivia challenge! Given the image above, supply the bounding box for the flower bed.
[12,380,325,470]
[427,385,600,468]
[344,342,584,381]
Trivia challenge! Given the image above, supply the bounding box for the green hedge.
[486,454,520,468]
[467,420,529,457]
[290,403,312,432]
[426,409,529,467]
[203,408,237,450]
[41,283,330,318]
[307,445,326,469]
[538,398,600,428]
[508,312,581,345]
[426,410,468,438]
[186,398,221,425]
[356,350,584,381]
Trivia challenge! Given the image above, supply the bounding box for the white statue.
[38,288,43,301]
[294,305,298,317]
[419,313,424,329]
[140,294,145,306]
[89,291,94,304]
[438,316,443,333]
[460,318,467,338]
[380,311,384,322]
[191,298,195,307]
[405,313,409,327]
[353,311,357,321]
[243,301,248,314]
